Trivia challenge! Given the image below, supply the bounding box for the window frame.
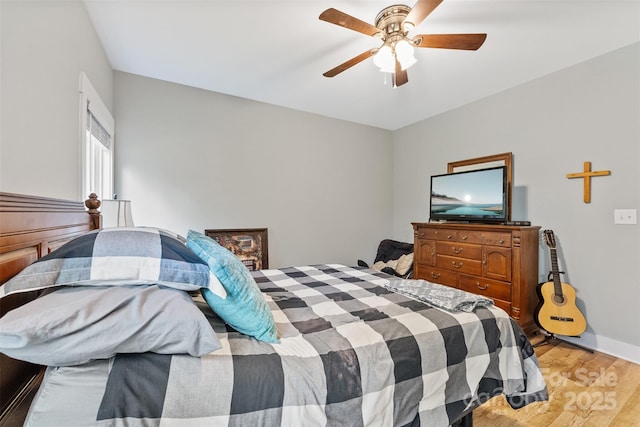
[79,72,115,200]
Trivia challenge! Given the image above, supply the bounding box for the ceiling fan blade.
[319,8,380,37]
[404,0,444,27]
[414,34,487,50]
[394,59,409,87]
[323,50,374,78]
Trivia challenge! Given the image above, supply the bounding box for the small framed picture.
[204,228,268,270]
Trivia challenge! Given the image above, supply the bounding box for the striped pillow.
[0,227,225,298]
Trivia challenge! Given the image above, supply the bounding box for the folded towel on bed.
[385,279,494,312]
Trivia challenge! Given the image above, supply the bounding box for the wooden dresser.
[412,222,540,334]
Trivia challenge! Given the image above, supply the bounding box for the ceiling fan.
[319,0,487,87]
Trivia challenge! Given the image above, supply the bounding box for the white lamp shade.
[101,199,135,228]
[373,45,395,73]
[395,40,417,71]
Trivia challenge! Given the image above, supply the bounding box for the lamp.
[100,199,135,228]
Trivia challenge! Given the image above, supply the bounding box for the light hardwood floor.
[473,334,640,426]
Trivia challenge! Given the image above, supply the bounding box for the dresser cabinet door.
[415,239,437,266]
[482,246,512,282]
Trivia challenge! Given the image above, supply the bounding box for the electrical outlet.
[614,209,637,225]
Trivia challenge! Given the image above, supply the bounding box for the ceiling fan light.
[399,54,417,71]
[379,62,395,73]
[373,45,395,73]
[395,39,416,70]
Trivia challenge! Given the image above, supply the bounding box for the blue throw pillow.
[186,230,278,343]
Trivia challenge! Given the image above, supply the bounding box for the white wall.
[393,43,640,362]
[0,0,113,201]
[113,72,394,268]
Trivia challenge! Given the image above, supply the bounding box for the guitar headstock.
[543,229,556,249]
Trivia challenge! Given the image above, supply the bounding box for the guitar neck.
[549,247,563,297]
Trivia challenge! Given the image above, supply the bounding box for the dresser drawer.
[459,274,511,301]
[415,265,458,287]
[436,241,482,260]
[437,255,482,276]
[492,298,511,314]
[416,227,458,242]
[458,231,511,247]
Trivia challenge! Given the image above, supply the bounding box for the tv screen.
[429,166,508,223]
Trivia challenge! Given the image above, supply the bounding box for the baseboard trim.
[558,332,640,364]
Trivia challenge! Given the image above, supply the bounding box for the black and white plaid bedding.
[26,264,547,427]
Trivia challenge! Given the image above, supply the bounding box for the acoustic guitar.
[535,230,587,337]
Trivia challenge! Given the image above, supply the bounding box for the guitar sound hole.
[554,295,566,304]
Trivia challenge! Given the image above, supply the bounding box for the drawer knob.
[447,234,454,240]
[452,246,463,254]
[452,261,463,269]
[499,239,505,244]
[477,282,489,291]
[431,272,440,279]
[461,235,468,240]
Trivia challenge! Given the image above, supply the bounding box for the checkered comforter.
[43,265,548,426]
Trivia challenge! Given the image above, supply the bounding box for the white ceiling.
[84,0,640,131]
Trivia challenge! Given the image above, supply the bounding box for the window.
[80,72,114,200]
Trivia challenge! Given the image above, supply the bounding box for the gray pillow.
[0,285,221,366]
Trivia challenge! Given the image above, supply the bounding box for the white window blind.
[87,109,111,149]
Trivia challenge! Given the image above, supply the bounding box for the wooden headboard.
[0,192,99,426]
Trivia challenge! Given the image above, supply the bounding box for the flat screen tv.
[429,166,508,223]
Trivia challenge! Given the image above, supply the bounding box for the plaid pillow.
[0,227,223,298]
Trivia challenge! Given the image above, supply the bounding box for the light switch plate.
[614,209,637,225]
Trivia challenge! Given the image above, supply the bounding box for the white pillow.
[370,253,414,275]
[395,253,414,275]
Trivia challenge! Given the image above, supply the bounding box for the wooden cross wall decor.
[566,161,611,203]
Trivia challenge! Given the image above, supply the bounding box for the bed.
[0,192,547,427]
